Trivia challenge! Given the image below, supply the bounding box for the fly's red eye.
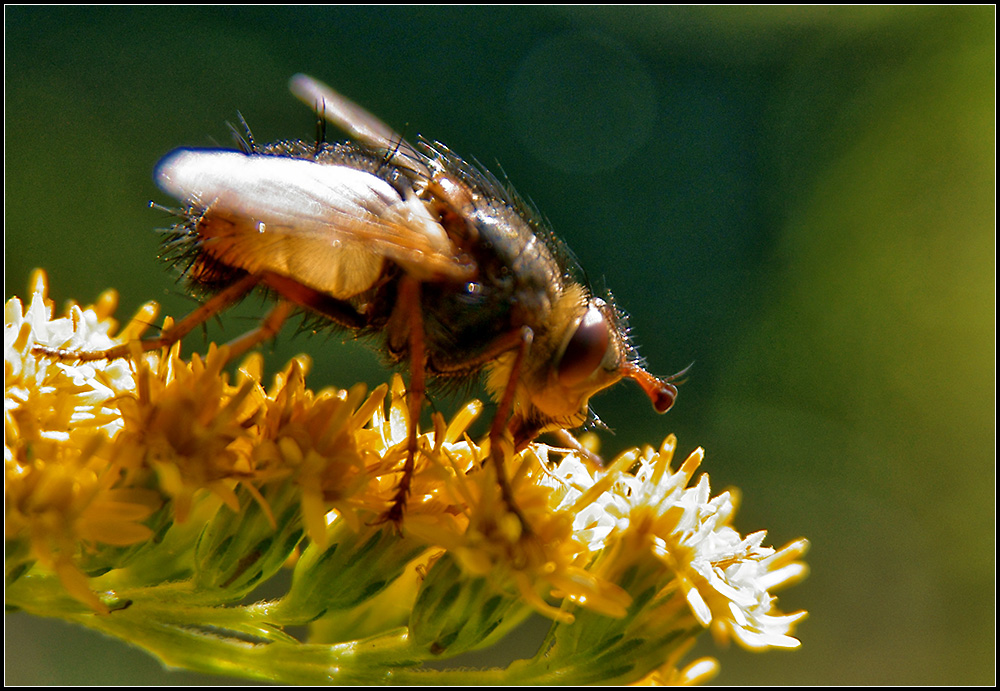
[557,305,612,386]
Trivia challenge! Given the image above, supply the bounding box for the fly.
[35,74,686,529]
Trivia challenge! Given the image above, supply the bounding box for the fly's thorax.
[414,165,568,376]
[423,142,566,317]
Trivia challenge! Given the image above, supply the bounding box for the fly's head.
[494,283,681,437]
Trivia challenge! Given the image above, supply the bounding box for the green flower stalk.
[5,271,809,685]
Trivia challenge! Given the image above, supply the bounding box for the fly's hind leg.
[30,274,286,365]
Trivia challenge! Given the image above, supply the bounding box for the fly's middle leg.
[380,277,426,527]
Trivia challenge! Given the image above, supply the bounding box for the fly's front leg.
[31,274,259,363]
[488,326,535,535]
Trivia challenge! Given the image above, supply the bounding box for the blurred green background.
[4,6,994,685]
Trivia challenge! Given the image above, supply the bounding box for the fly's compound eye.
[557,304,615,387]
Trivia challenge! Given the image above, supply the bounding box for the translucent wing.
[289,73,430,181]
[155,148,473,299]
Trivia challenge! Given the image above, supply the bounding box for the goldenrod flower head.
[5,272,808,685]
[5,272,162,611]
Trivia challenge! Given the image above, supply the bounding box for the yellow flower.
[5,272,162,611]
[5,272,808,684]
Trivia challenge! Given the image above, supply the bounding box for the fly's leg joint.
[222,300,295,362]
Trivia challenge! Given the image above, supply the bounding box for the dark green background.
[5,6,994,685]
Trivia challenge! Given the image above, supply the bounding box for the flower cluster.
[5,271,808,685]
